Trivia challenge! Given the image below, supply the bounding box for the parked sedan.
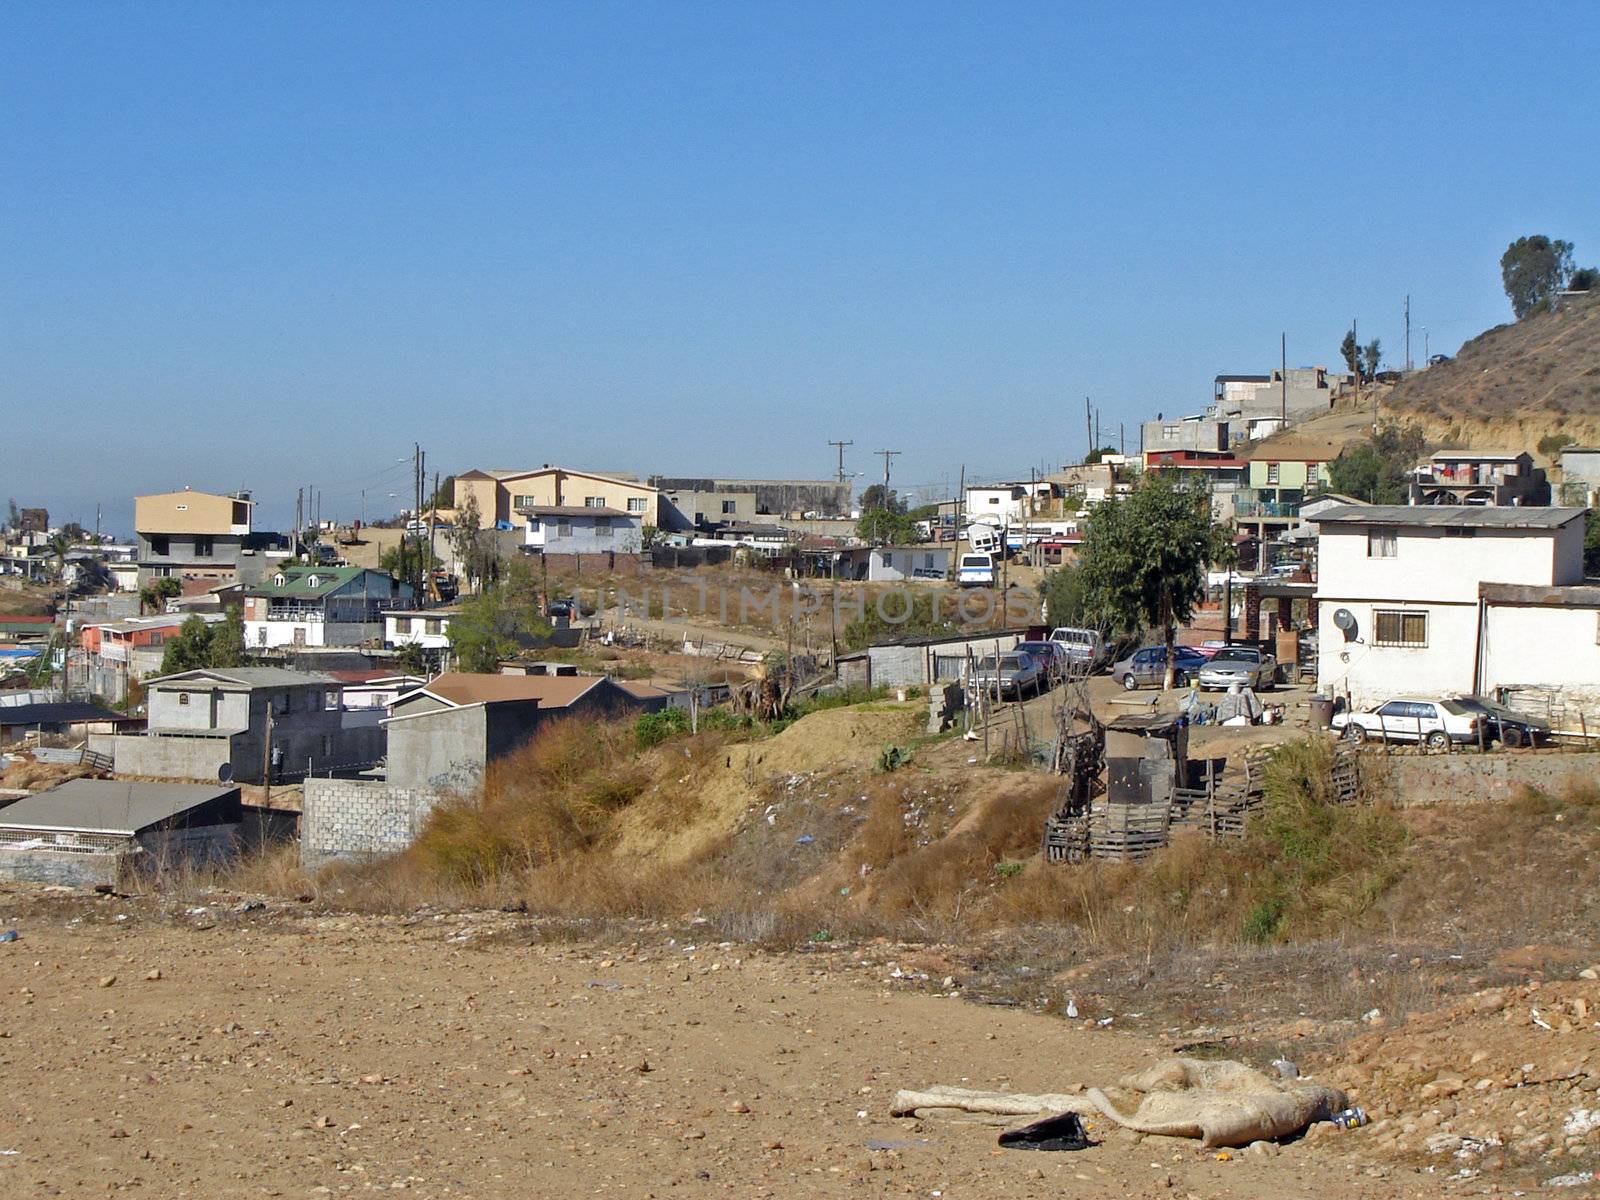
[1332,697,1482,750]
[968,651,1044,700]
[1015,640,1068,687]
[1448,696,1551,748]
[1197,645,1278,691]
[1111,645,1209,691]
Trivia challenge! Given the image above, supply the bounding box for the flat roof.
[516,505,631,518]
[0,702,131,727]
[1307,504,1586,531]
[0,780,237,837]
[149,667,337,689]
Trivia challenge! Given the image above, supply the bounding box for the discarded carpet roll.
[1086,1058,1348,1148]
[889,1085,1097,1119]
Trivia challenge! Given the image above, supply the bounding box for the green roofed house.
[240,566,413,650]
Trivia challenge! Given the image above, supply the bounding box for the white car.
[1332,697,1483,750]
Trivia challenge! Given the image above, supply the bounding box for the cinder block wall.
[301,778,443,869]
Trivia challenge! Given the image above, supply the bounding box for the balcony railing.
[1233,499,1299,518]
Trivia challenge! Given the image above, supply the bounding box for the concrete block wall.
[1378,751,1600,807]
[301,778,443,869]
[0,849,121,888]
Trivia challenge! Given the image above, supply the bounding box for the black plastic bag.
[997,1111,1092,1152]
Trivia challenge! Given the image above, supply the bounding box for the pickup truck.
[1048,626,1109,671]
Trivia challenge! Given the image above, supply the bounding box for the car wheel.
[1501,725,1524,749]
[1424,730,1450,751]
[1121,673,1138,691]
[1344,724,1367,745]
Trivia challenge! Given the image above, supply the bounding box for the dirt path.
[0,887,1437,1199]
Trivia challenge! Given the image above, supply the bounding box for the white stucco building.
[1310,505,1595,711]
[384,608,457,650]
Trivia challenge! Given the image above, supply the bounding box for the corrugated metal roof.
[1307,505,1585,530]
[0,779,237,836]
[149,667,336,688]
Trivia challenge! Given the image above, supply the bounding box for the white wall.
[245,619,377,649]
[1482,604,1600,710]
[1316,599,1479,708]
[1317,526,1563,606]
[385,616,451,649]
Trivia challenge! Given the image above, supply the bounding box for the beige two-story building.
[453,468,659,531]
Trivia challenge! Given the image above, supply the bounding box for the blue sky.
[4,2,1597,534]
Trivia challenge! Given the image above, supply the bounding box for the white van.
[958,552,996,588]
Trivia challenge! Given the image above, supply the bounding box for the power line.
[827,439,853,484]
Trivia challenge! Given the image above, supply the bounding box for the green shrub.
[634,706,690,749]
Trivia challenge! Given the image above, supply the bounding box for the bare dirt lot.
[0,886,1533,1200]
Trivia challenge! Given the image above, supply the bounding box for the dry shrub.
[408,716,647,887]
[220,842,315,897]
[520,854,737,921]
[864,780,1058,921]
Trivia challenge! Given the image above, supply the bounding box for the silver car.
[1197,645,1277,691]
[968,651,1043,700]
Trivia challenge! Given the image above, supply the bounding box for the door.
[1134,649,1159,685]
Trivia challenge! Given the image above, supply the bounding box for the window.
[627,497,647,513]
[425,618,442,635]
[193,536,213,557]
[594,517,612,537]
[1304,462,1319,485]
[149,535,170,556]
[178,692,190,706]
[321,735,333,756]
[987,496,1000,505]
[721,500,737,514]
[1373,609,1427,647]
[924,554,935,569]
[394,617,412,634]
[1163,425,1179,439]
[584,496,605,508]
[514,494,536,509]
[1367,526,1398,558]
[556,519,571,537]
[1265,462,1280,485]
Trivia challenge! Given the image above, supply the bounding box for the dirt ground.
[0,886,1515,1200]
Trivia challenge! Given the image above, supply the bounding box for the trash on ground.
[997,1111,1092,1152]
[0,930,17,943]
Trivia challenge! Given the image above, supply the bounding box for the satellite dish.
[1331,608,1358,642]
[217,762,235,784]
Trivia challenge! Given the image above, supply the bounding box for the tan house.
[453,468,658,530]
[133,488,267,586]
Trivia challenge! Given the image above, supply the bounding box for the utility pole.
[828,439,853,484]
[1280,332,1287,426]
[413,443,425,592]
[874,449,900,496]
[1424,328,1430,363]
[1119,422,1125,458]
[294,488,304,557]
[1084,397,1092,464]
[1401,294,1414,371]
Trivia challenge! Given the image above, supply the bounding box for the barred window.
[1373,609,1427,647]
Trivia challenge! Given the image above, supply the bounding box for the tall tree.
[1571,266,1599,292]
[1501,235,1575,319]
[1327,425,1427,504]
[1079,474,1229,688]
[449,493,495,592]
[1361,339,1382,380]
[856,507,918,546]
[1339,330,1360,376]
[858,484,905,513]
[1040,562,1089,629]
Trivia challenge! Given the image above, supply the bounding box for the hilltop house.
[833,545,951,582]
[454,467,658,531]
[1310,505,1596,710]
[519,506,643,556]
[134,488,285,587]
[1408,450,1549,507]
[241,566,413,649]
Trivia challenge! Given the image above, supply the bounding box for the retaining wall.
[1379,751,1600,806]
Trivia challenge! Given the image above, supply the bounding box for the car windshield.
[1210,648,1259,664]
[1018,643,1051,655]
[976,656,998,671]
[1438,699,1472,716]
[999,655,1026,670]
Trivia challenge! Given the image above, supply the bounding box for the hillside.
[1263,289,1600,461]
